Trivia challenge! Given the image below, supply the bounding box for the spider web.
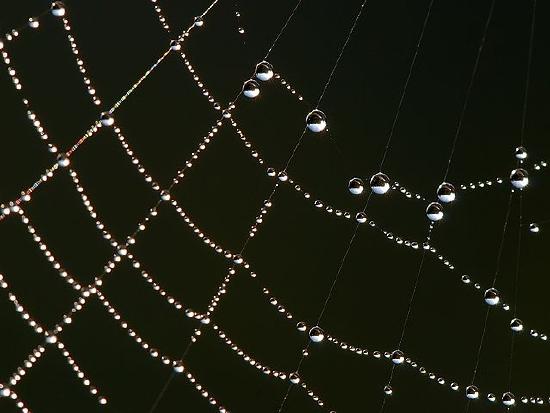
[0,1,548,412]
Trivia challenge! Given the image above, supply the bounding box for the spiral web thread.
[0,1,548,412]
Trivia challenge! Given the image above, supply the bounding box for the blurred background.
[1,0,549,412]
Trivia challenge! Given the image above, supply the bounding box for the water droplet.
[515,146,527,160]
[466,385,479,400]
[100,112,114,127]
[51,1,66,17]
[170,40,181,51]
[383,385,393,395]
[355,212,367,224]
[502,392,515,406]
[391,350,404,365]
[28,18,40,29]
[437,182,456,203]
[348,178,364,195]
[57,153,70,167]
[173,361,184,373]
[306,110,327,132]
[487,393,496,402]
[255,61,273,81]
[194,16,204,27]
[242,79,260,98]
[370,173,390,195]
[529,223,539,233]
[510,318,523,332]
[296,322,307,332]
[426,202,443,221]
[484,288,499,306]
[309,326,324,343]
[510,168,528,189]
[289,372,300,384]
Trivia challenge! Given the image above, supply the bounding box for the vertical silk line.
[443,0,496,182]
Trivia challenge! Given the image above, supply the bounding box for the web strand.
[442,0,496,182]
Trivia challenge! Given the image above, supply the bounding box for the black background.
[1,0,550,412]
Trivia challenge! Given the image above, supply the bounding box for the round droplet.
[28,17,40,29]
[437,182,456,203]
[348,177,364,195]
[383,385,393,395]
[466,385,479,400]
[515,146,527,160]
[194,16,204,27]
[426,202,443,221]
[529,223,539,233]
[160,190,171,201]
[355,212,367,224]
[255,61,274,81]
[484,288,500,306]
[502,392,515,406]
[173,361,184,373]
[100,112,114,127]
[57,153,70,167]
[370,172,390,195]
[306,110,327,132]
[461,275,471,284]
[45,334,58,344]
[487,393,496,402]
[296,322,307,332]
[510,168,528,189]
[309,326,324,343]
[242,79,260,98]
[391,350,404,365]
[289,372,300,384]
[510,318,523,332]
[451,382,459,391]
[51,1,66,17]
[170,40,181,51]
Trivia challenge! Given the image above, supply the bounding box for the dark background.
[1,0,549,412]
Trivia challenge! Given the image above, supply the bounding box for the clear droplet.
[487,393,496,402]
[348,178,364,195]
[289,372,300,384]
[170,40,181,51]
[466,385,479,400]
[502,392,515,406]
[306,110,327,132]
[51,1,66,17]
[296,322,307,332]
[173,361,184,373]
[383,385,393,395]
[160,190,171,201]
[355,212,367,224]
[100,112,114,127]
[194,16,204,27]
[515,146,527,160]
[426,202,443,221]
[57,153,70,167]
[370,172,390,195]
[437,182,456,203]
[255,61,273,81]
[391,350,404,365]
[510,318,523,332]
[529,223,539,233]
[242,79,260,98]
[28,17,40,29]
[309,326,324,343]
[484,288,500,306]
[510,168,528,189]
